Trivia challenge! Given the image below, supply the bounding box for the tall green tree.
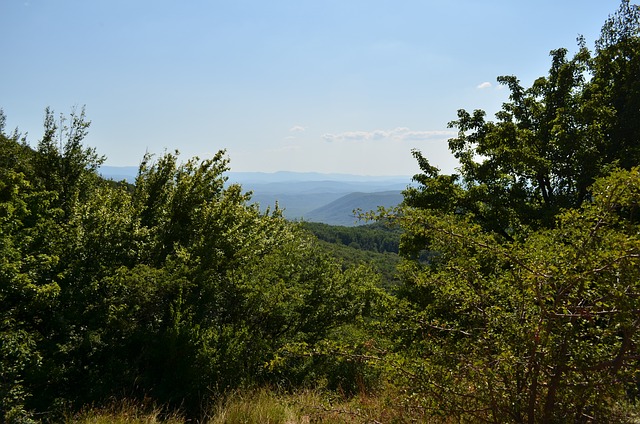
[35,106,105,220]
[0,110,62,423]
[392,168,640,422]
[390,1,640,421]
[592,0,640,170]
[405,0,640,240]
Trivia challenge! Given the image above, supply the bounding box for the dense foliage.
[0,109,383,422]
[300,222,402,287]
[2,2,639,423]
[301,221,400,254]
[392,168,640,421]
[389,1,640,421]
[405,1,640,239]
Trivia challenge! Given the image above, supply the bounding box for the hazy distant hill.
[227,171,412,184]
[100,166,139,183]
[303,191,404,226]
[228,172,410,222]
[99,166,411,224]
[249,192,346,218]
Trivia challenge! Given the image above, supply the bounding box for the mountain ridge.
[99,166,411,225]
[99,166,413,184]
[303,191,404,226]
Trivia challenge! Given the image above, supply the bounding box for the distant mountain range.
[99,166,414,226]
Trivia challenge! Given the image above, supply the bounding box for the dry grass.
[68,386,434,424]
[65,386,640,424]
[68,399,184,424]
[207,385,430,424]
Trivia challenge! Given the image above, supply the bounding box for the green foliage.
[301,221,400,254]
[390,3,640,420]
[1,112,61,423]
[0,327,40,424]
[391,168,640,422]
[0,109,382,420]
[301,222,402,288]
[35,107,105,219]
[406,2,640,240]
[312,238,401,289]
[3,3,639,422]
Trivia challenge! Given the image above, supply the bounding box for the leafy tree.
[113,151,383,412]
[592,0,640,169]
[0,111,62,423]
[389,2,640,421]
[34,106,105,219]
[391,168,640,422]
[405,1,640,240]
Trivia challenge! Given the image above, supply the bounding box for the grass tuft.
[66,385,434,423]
[68,398,183,424]
[208,389,302,424]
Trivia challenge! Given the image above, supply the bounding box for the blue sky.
[1,0,621,175]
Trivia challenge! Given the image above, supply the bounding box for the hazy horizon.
[100,164,417,181]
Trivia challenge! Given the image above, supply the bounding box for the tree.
[390,2,640,420]
[1,106,386,419]
[116,151,383,411]
[405,1,640,240]
[0,111,61,423]
[592,0,640,170]
[391,167,640,422]
[35,106,105,219]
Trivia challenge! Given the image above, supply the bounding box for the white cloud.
[322,127,455,143]
[289,125,307,133]
[477,81,492,89]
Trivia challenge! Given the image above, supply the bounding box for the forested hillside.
[2,1,640,422]
[301,222,402,288]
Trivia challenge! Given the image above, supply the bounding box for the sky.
[0,0,623,176]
